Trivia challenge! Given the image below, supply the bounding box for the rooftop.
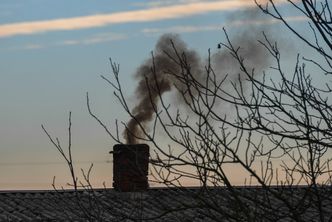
[1,186,332,221]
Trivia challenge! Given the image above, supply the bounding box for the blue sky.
[0,0,309,189]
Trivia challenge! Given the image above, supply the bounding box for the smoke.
[124,9,274,144]
[212,8,272,82]
[124,34,202,144]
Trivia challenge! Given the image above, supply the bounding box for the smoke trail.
[125,9,277,144]
[124,34,202,144]
[212,8,272,82]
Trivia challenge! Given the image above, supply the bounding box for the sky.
[0,0,310,190]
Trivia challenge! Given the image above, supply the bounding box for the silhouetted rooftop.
[0,186,331,221]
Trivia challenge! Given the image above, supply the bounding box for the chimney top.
[112,144,149,192]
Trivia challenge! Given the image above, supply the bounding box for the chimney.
[112,144,149,192]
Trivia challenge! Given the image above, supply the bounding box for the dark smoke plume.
[124,34,202,144]
[124,9,276,144]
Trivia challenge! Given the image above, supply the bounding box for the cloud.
[22,43,44,50]
[142,16,308,34]
[8,32,126,51]
[60,33,127,46]
[228,15,308,26]
[142,25,220,35]
[132,0,205,8]
[0,0,258,38]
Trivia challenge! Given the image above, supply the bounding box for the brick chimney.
[112,144,149,192]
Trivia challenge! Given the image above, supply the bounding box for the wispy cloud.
[142,25,220,35]
[15,32,127,51]
[132,0,205,8]
[59,33,127,46]
[0,0,258,38]
[21,43,44,50]
[142,16,308,35]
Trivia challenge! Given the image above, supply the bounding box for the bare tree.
[43,0,332,221]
